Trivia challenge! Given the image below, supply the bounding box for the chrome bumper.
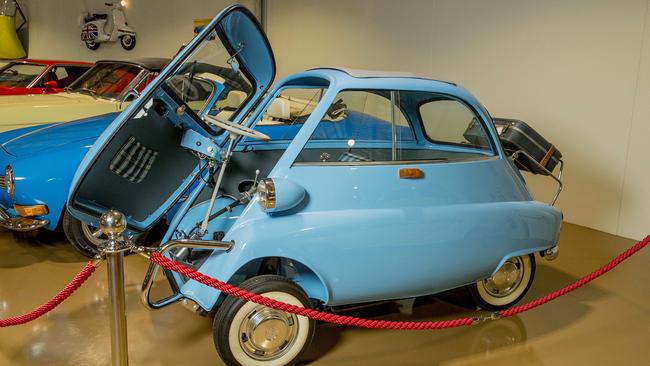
[0,207,48,231]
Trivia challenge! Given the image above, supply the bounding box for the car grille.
[0,175,5,190]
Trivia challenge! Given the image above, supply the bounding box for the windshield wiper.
[76,87,99,99]
[63,86,73,93]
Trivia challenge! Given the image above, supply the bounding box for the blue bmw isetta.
[68,5,562,365]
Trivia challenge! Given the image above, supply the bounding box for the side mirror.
[256,178,306,213]
[43,80,58,90]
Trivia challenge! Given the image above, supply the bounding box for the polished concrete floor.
[0,223,648,365]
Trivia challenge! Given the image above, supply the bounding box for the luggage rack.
[510,150,564,206]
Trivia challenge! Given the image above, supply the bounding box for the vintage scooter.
[79,1,136,50]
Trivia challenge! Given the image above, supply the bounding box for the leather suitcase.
[464,118,562,175]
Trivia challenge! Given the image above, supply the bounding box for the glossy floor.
[0,223,648,365]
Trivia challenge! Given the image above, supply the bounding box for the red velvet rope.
[499,234,650,317]
[151,234,649,329]
[1,234,647,329]
[0,262,96,327]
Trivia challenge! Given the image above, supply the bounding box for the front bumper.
[0,206,48,231]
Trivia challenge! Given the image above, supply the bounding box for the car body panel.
[0,113,116,230]
[68,5,562,311]
[0,59,166,132]
[0,59,93,96]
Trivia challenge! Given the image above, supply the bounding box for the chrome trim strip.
[292,155,496,167]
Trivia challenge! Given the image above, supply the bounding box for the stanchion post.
[99,210,131,366]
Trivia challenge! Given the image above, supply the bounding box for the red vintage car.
[0,59,93,96]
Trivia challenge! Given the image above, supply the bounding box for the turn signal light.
[14,204,49,217]
[398,168,424,179]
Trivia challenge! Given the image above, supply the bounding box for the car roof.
[9,59,94,66]
[96,58,171,72]
[308,67,456,85]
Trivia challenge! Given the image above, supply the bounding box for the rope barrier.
[151,234,650,329]
[1,234,647,329]
[0,261,97,327]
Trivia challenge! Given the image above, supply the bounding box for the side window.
[419,98,492,151]
[243,87,326,144]
[295,90,493,165]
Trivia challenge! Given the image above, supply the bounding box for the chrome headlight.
[4,165,14,198]
[256,178,276,210]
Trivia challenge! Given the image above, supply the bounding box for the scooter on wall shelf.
[79,1,136,50]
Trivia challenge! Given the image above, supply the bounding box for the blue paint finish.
[66,5,562,311]
[0,113,116,230]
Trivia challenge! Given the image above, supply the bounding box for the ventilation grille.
[110,136,158,184]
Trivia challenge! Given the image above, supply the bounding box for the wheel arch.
[220,256,330,307]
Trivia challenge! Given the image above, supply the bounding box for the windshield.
[167,29,253,123]
[69,63,143,99]
[0,63,46,87]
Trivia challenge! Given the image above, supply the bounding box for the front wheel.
[84,39,100,50]
[120,35,136,50]
[213,275,315,366]
[61,210,147,258]
[468,254,536,310]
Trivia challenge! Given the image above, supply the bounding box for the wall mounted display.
[79,1,136,50]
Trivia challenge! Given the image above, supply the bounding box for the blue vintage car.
[68,5,563,365]
[0,67,249,257]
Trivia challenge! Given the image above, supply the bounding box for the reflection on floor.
[0,223,648,365]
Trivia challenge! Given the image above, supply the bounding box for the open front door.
[67,4,275,232]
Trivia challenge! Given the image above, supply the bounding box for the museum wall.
[21,0,649,240]
[24,0,259,61]
[264,0,650,240]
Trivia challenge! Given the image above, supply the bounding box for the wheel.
[468,254,535,310]
[61,209,147,258]
[84,39,100,50]
[120,35,136,50]
[213,275,315,366]
[62,209,105,257]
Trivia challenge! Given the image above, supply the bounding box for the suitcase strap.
[540,144,556,168]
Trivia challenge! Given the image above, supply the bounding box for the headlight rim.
[256,178,276,210]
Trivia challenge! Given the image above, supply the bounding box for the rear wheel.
[213,275,315,366]
[120,35,136,50]
[468,254,535,310]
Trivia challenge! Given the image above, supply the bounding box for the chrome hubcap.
[239,306,298,360]
[81,222,105,247]
[482,257,524,297]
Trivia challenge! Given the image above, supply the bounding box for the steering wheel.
[204,114,270,141]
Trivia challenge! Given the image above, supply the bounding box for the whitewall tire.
[469,254,535,310]
[213,275,314,366]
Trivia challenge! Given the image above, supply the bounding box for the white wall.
[23,0,649,240]
[25,0,259,61]
[265,0,650,240]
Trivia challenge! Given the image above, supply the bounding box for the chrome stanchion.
[98,210,130,366]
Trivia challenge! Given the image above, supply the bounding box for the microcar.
[68,5,562,365]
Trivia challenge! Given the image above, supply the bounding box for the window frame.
[415,96,497,154]
[292,88,498,167]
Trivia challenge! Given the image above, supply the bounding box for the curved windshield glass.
[69,63,143,99]
[167,29,253,123]
[0,63,45,87]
